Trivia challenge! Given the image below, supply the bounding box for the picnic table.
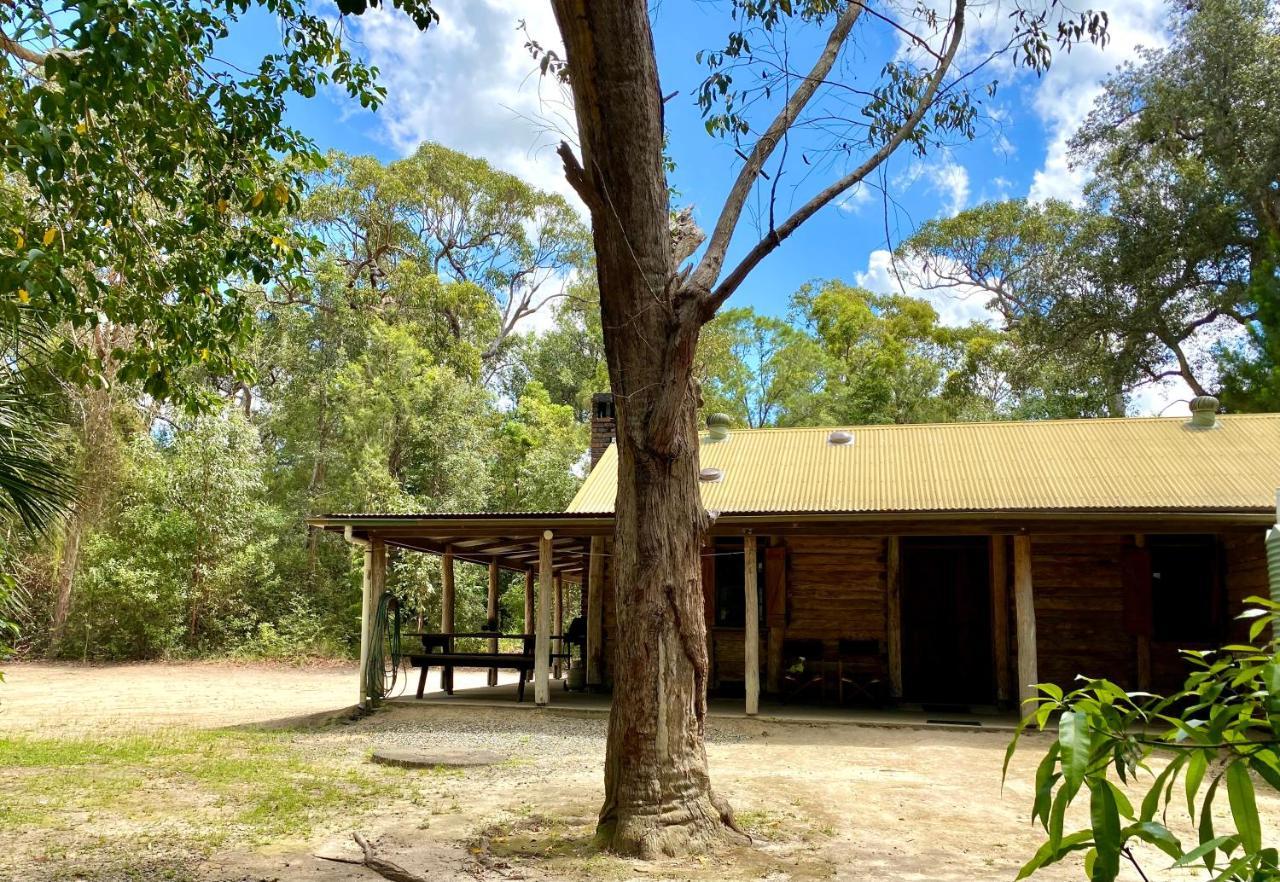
[405,632,571,702]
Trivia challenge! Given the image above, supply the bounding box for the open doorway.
[901,536,994,707]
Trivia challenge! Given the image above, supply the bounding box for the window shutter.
[1121,545,1153,636]
[701,547,716,629]
[765,546,787,627]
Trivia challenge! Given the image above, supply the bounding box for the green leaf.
[1059,710,1090,799]
[1032,742,1060,828]
[1049,784,1070,851]
[1104,780,1134,821]
[1249,756,1280,792]
[1199,775,1224,870]
[1003,727,1022,788]
[1142,754,1186,823]
[1226,761,1261,853]
[1126,820,1181,859]
[1186,750,1207,817]
[1015,831,1095,880]
[1172,835,1237,869]
[1089,780,1122,882]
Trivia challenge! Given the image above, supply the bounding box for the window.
[712,539,763,628]
[1150,535,1220,643]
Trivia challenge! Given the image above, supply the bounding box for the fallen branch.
[315,832,429,882]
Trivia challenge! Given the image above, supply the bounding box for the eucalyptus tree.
[532,0,1107,855]
[898,200,1147,414]
[1073,0,1280,410]
[0,0,433,403]
[291,146,591,380]
[903,0,1280,414]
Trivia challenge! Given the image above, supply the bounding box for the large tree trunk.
[551,0,743,857]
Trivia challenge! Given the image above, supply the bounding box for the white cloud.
[895,154,971,217]
[837,182,873,214]
[343,1,580,203]
[854,249,998,327]
[889,1,1169,204]
[1025,1,1170,203]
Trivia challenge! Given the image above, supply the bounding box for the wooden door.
[901,537,995,706]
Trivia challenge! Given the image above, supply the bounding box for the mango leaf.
[1172,835,1237,869]
[1249,756,1280,792]
[1059,710,1090,799]
[1226,761,1261,853]
[1048,784,1071,852]
[1104,780,1134,820]
[1198,775,1225,870]
[1089,779,1122,882]
[1032,742,1060,829]
[1125,820,1182,859]
[1016,830,1094,880]
[1141,754,1186,823]
[1186,750,1207,817]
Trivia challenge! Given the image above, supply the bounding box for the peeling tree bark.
[550,0,744,857]
[549,0,969,857]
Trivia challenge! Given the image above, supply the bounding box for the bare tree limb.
[315,833,429,882]
[690,1,865,293]
[556,141,600,213]
[700,0,968,320]
[0,29,46,67]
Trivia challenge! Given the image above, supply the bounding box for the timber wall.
[595,528,1271,699]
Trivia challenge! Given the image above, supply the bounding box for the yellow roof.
[566,414,1280,515]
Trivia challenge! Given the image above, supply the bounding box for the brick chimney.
[589,392,616,470]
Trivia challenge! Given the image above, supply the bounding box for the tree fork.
[550,1,745,854]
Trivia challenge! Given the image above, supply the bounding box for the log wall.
[1225,529,1270,641]
[1030,534,1134,690]
[593,528,1270,699]
[784,536,887,642]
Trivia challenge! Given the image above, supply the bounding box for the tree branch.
[0,29,46,67]
[689,1,865,293]
[556,141,601,213]
[700,0,968,320]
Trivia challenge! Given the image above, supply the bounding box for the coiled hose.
[364,593,402,705]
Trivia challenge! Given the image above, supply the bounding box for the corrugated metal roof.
[566,414,1280,515]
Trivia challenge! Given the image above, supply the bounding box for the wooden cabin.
[313,395,1280,713]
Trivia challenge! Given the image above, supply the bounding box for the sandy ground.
[3,662,1278,882]
[0,660,519,733]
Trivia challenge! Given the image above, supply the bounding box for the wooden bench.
[409,651,535,701]
[407,632,537,702]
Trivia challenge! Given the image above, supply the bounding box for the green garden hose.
[364,593,402,705]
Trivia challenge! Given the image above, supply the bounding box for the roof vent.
[699,467,723,483]
[827,430,854,446]
[1187,395,1220,430]
[706,412,732,442]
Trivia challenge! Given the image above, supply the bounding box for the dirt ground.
[3,662,1277,882]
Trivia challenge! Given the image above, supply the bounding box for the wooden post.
[358,542,373,708]
[1014,534,1038,708]
[441,546,455,694]
[1134,534,1151,691]
[764,544,786,694]
[487,557,500,687]
[523,569,535,684]
[991,535,1012,704]
[524,569,535,632]
[586,536,605,687]
[358,538,387,710]
[535,531,553,706]
[886,536,903,700]
[767,630,784,695]
[553,573,564,679]
[744,535,759,715]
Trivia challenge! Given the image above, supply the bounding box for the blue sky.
[232,1,1187,411]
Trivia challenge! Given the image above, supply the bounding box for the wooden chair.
[780,638,826,702]
[836,638,886,705]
